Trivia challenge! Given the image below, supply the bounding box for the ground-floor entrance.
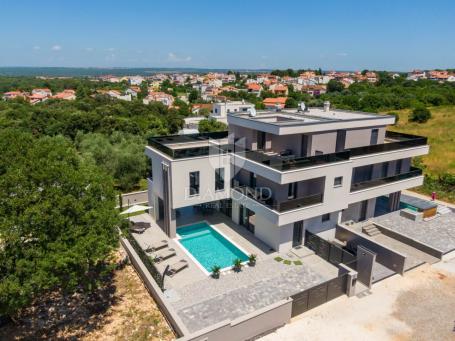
[239,205,255,234]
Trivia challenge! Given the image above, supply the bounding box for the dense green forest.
[0,87,186,191]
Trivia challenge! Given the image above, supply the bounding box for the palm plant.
[211,265,221,278]
[232,258,243,272]
[248,254,257,266]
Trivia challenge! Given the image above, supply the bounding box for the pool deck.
[129,211,340,333]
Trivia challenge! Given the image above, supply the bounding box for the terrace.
[147,130,427,175]
[128,208,340,333]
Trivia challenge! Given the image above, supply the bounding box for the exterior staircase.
[437,205,452,215]
[362,223,382,237]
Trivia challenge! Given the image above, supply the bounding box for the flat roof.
[229,107,389,126]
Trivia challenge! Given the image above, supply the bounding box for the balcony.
[148,131,230,159]
[348,131,427,157]
[234,147,350,171]
[232,184,323,213]
[350,167,423,192]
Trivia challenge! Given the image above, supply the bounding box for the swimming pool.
[176,222,249,272]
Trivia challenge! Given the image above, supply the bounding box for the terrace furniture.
[166,259,189,277]
[130,225,147,234]
[145,240,168,252]
[153,248,176,263]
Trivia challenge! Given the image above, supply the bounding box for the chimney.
[323,101,330,112]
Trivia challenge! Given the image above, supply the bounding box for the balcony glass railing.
[350,167,423,192]
[348,131,427,157]
[232,184,323,212]
[148,131,427,168]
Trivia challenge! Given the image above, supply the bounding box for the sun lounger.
[145,240,168,252]
[167,260,188,277]
[130,225,146,234]
[154,248,176,263]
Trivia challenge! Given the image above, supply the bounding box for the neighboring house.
[2,91,25,100]
[301,85,327,96]
[27,93,48,104]
[145,102,429,254]
[143,91,174,107]
[427,70,449,81]
[32,88,52,97]
[211,100,254,119]
[126,88,139,97]
[263,97,287,109]
[107,90,132,101]
[52,89,76,100]
[191,103,212,115]
[269,83,289,95]
[129,76,145,86]
[247,83,262,96]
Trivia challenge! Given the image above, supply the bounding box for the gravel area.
[260,256,455,341]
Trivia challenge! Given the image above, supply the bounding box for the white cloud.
[106,47,115,52]
[33,46,41,50]
[336,52,348,57]
[51,45,62,51]
[85,47,94,52]
[168,52,192,62]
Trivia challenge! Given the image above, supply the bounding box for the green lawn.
[388,105,455,176]
[387,105,455,203]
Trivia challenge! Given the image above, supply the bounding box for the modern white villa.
[145,102,429,253]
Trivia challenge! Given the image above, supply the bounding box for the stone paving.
[173,256,337,333]
[372,210,455,253]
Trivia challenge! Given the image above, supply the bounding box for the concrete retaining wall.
[372,222,444,259]
[177,299,292,341]
[120,237,189,337]
[335,224,407,275]
[118,190,149,208]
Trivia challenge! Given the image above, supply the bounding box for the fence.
[304,230,356,266]
[290,273,348,317]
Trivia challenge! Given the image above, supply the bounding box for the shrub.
[409,107,432,123]
[293,260,303,265]
[248,254,257,266]
[232,258,243,272]
[211,265,221,279]
[387,111,399,124]
[274,256,283,262]
[283,260,292,265]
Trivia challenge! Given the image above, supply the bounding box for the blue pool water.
[177,222,249,271]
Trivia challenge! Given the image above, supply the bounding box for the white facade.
[211,101,255,119]
[145,106,429,251]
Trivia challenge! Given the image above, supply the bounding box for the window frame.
[215,167,225,191]
[189,171,200,196]
[333,176,343,187]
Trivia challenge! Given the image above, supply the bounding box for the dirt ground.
[261,255,455,341]
[0,247,174,341]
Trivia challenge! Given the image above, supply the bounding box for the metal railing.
[350,167,423,192]
[348,131,427,157]
[147,131,427,166]
[232,184,323,213]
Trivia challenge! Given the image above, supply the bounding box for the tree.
[198,118,227,133]
[409,106,432,123]
[285,97,298,108]
[0,130,119,317]
[327,80,345,93]
[76,131,148,191]
[188,89,200,103]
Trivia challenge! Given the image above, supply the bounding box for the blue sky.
[1,0,454,70]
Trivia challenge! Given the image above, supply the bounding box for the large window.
[189,171,200,195]
[215,167,225,191]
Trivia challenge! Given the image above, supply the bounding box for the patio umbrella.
[120,204,151,215]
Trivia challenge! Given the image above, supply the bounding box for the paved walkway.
[372,210,455,253]
[175,257,336,333]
